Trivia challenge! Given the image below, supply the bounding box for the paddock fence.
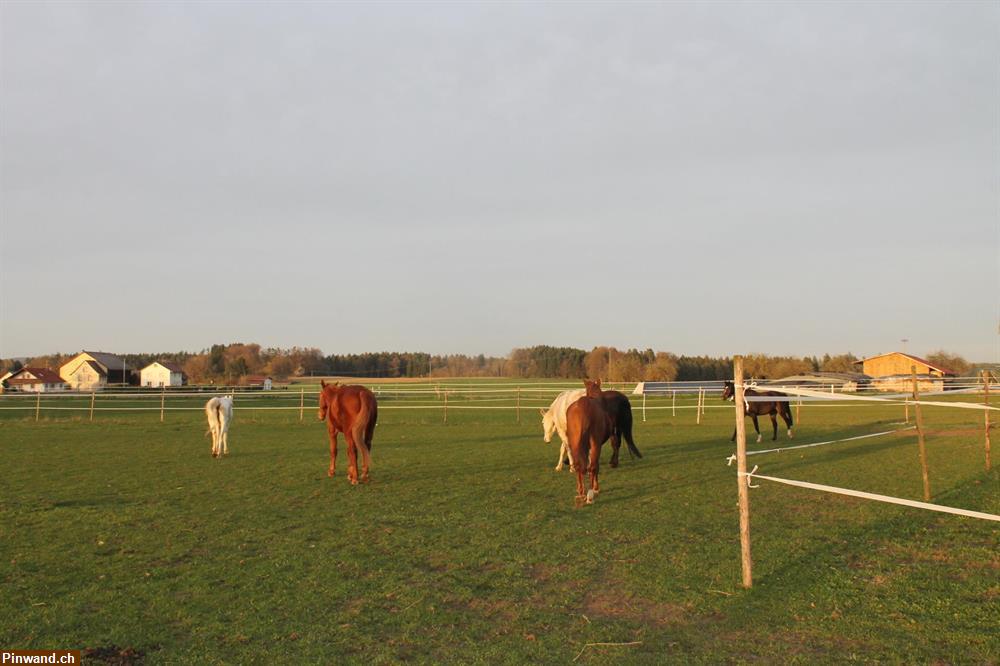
[0,377,996,425]
[728,362,999,588]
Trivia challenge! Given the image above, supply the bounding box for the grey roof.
[79,351,126,371]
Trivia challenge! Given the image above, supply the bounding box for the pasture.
[1,387,997,664]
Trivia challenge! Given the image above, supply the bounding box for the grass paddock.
[1,395,998,663]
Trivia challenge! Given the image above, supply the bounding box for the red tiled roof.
[7,367,65,384]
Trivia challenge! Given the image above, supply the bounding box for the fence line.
[740,467,1000,523]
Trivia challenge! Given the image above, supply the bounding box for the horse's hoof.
[586,489,595,504]
[788,430,794,438]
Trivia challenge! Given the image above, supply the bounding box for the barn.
[60,351,133,390]
[854,352,954,393]
[140,361,187,388]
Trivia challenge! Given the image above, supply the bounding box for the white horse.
[539,389,586,471]
[205,395,234,458]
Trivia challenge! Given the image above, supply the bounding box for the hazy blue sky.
[2,2,998,361]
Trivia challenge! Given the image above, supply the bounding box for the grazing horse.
[318,381,378,485]
[565,379,614,505]
[721,380,794,443]
[540,389,643,471]
[205,395,234,458]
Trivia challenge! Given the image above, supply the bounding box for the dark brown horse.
[318,381,378,484]
[721,380,793,443]
[565,379,614,505]
[601,390,642,467]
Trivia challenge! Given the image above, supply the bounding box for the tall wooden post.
[516,386,521,424]
[160,389,166,423]
[443,390,448,424]
[904,399,909,424]
[796,396,802,424]
[911,366,931,501]
[696,388,703,425]
[672,390,676,417]
[733,356,753,588]
[642,392,647,422]
[984,370,992,471]
[299,387,305,422]
[35,392,41,422]
[89,392,96,422]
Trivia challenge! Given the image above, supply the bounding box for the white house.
[3,367,68,392]
[140,361,186,388]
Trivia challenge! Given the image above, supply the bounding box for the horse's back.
[567,396,612,443]
[331,385,378,428]
[551,389,586,428]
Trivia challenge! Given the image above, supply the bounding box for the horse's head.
[584,379,602,398]
[318,381,334,421]
[539,408,556,443]
[721,381,735,401]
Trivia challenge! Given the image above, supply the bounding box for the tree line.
[2,344,973,385]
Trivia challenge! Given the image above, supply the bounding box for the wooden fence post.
[696,388,703,425]
[984,370,992,471]
[299,388,305,423]
[89,392,96,422]
[796,396,802,425]
[35,392,41,422]
[443,390,448,424]
[911,366,931,501]
[516,386,521,424]
[642,392,646,423]
[904,398,909,424]
[160,389,166,423]
[672,390,676,417]
[734,356,753,588]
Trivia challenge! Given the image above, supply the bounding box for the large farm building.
[855,352,955,392]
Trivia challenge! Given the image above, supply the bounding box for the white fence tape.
[725,426,916,464]
[739,468,1000,523]
[744,385,1000,412]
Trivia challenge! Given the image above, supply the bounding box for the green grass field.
[1,390,997,664]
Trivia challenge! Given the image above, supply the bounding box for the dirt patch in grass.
[81,645,147,665]
[582,588,690,627]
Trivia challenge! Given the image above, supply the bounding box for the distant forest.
[5,344,968,385]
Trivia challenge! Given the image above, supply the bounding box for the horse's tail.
[352,394,374,462]
[205,399,220,436]
[620,400,642,459]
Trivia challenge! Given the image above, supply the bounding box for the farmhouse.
[244,375,273,390]
[60,351,133,390]
[854,352,954,393]
[1,367,67,392]
[140,361,187,388]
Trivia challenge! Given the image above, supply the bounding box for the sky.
[2,2,998,362]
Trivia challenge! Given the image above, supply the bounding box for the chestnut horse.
[318,381,378,484]
[720,380,793,443]
[541,388,642,471]
[565,379,614,505]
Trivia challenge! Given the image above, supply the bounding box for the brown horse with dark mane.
[600,390,642,467]
[721,380,793,443]
[565,379,614,505]
[318,381,378,484]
